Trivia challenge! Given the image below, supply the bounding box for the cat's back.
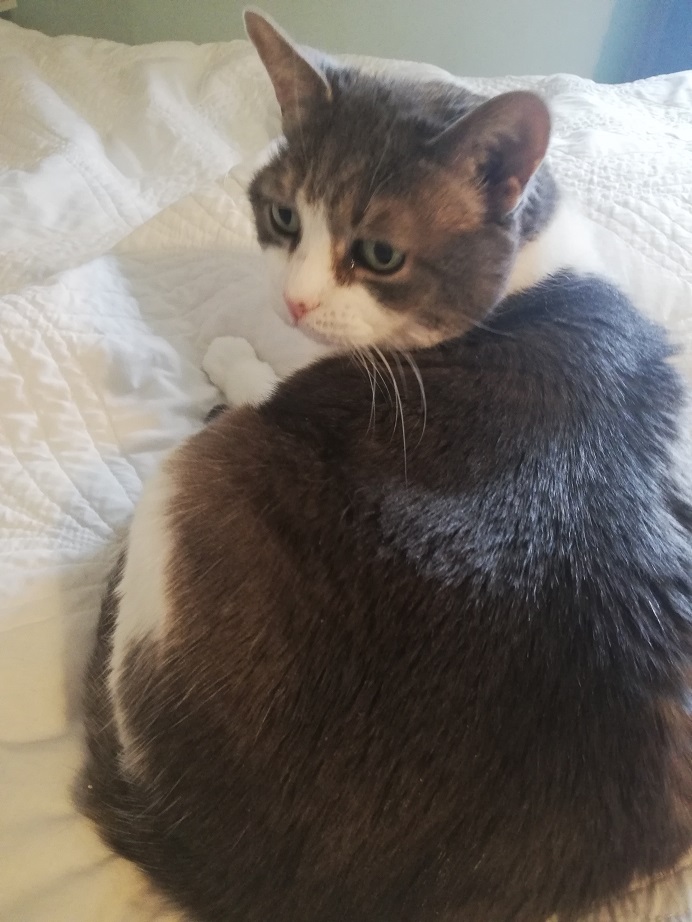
[189,271,690,654]
[83,272,692,922]
[266,271,683,516]
[250,270,692,753]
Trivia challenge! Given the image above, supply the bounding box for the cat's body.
[79,12,692,922]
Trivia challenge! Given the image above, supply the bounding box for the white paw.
[203,336,256,390]
[202,336,279,407]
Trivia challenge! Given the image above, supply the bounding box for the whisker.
[369,348,393,405]
[351,348,378,433]
[374,346,400,437]
[361,170,397,221]
[466,315,516,337]
[375,346,408,483]
[452,292,518,339]
[401,351,428,447]
[357,114,400,220]
[362,118,396,210]
[366,352,378,432]
[350,348,366,378]
[363,347,381,431]
[392,351,408,398]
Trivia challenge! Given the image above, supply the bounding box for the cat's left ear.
[431,91,551,217]
[245,10,331,135]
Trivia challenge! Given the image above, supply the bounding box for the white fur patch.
[506,200,608,295]
[281,196,412,349]
[109,460,175,756]
[203,335,279,406]
[283,195,334,313]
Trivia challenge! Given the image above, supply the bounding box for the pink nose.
[285,296,317,322]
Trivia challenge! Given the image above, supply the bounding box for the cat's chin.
[289,321,351,352]
[285,311,441,353]
[298,326,393,354]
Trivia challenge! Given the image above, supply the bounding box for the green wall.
[9,0,616,79]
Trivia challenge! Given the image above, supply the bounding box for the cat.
[78,10,692,922]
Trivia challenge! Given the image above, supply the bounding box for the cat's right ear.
[430,91,551,218]
[244,10,331,134]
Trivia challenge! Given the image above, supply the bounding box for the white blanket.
[1,20,691,922]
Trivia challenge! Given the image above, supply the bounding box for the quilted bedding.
[1,19,691,922]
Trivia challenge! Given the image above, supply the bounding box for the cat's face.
[247,12,552,353]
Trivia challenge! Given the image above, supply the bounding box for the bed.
[1,18,691,922]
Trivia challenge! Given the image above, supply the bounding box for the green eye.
[270,203,300,236]
[353,239,406,274]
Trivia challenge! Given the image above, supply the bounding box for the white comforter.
[1,20,691,922]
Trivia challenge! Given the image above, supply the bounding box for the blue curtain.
[597,0,692,83]
[629,0,692,79]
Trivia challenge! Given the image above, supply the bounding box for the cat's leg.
[203,336,280,407]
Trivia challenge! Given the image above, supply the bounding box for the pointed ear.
[244,9,331,134]
[431,91,551,217]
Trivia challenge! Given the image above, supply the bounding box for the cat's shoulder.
[499,269,673,356]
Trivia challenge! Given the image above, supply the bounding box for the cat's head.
[246,11,553,352]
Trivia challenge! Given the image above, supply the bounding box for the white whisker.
[402,350,428,447]
[369,348,393,405]
[392,351,408,398]
[364,118,395,203]
[365,350,378,431]
[361,170,398,222]
[374,347,400,435]
[375,346,407,483]
[351,348,378,433]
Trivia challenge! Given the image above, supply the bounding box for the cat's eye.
[353,239,406,274]
[270,203,300,236]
